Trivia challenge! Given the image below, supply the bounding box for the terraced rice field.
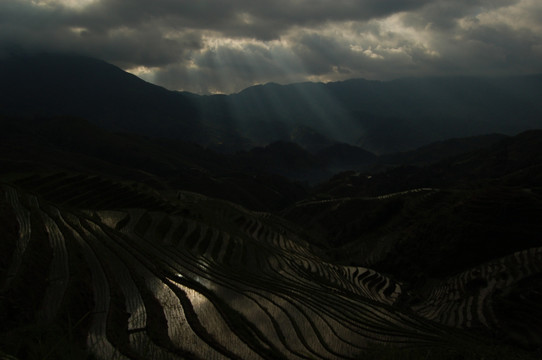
[1,175,541,359]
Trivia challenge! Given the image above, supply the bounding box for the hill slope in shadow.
[2,53,542,153]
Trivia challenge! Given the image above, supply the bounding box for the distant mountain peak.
[2,52,542,155]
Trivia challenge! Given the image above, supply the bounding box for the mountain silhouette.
[2,53,542,154]
[0,53,227,144]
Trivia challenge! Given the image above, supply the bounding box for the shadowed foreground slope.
[0,179,459,359]
[1,171,541,359]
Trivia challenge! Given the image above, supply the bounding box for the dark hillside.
[284,130,542,279]
[214,75,542,153]
[0,116,307,211]
[3,53,542,154]
[0,53,212,143]
[379,134,508,166]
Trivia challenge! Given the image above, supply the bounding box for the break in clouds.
[1,0,542,93]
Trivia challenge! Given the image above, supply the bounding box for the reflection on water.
[97,210,127,229]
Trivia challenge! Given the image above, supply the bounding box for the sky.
[1,0,542,94]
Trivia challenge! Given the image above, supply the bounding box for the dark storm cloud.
[1,0,432,44]
[412,0,542,75]
[1,0,541,93]
[0,1,204,66]
[78,0,432,36]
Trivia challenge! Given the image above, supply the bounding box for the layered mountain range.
[2,53,542,154]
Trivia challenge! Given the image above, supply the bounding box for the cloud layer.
[2,0,542,93]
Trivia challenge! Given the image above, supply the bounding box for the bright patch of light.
[30,0,98,10]
[203,35,278,51]
[125,66,159,84]
[69,26,88,35]
[126,66,156,76]
[349,44,363,52]
[364,48,385,59]
[186,59,199,70]
[107,26,136,37]
[374,14,441,58]
[237,12,255,25]
[349,44,385,59]
[473,0,542,33]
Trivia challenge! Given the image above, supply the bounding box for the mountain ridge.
[2,52,542,154]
